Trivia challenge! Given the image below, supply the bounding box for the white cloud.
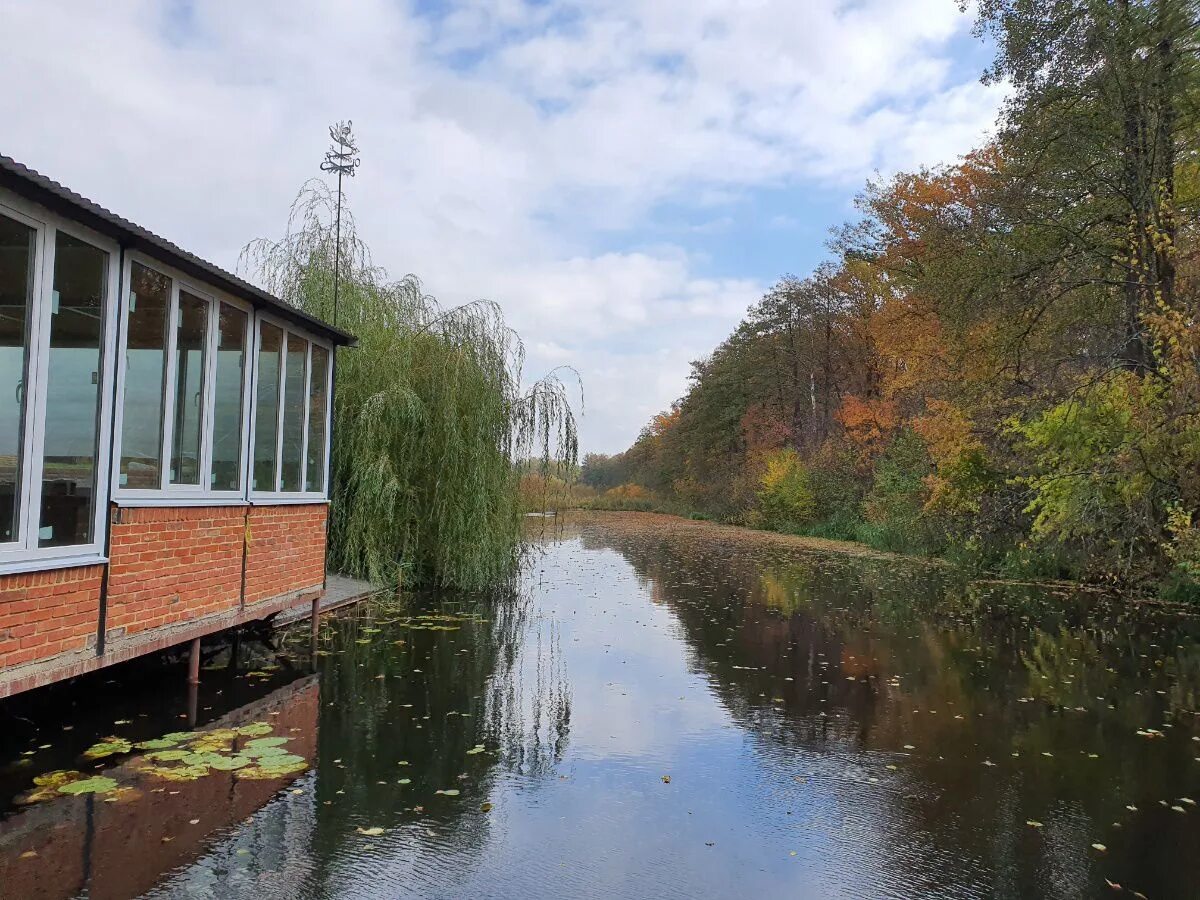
[0,0,1002,453]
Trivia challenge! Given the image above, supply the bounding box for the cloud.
[0,0,1002,453]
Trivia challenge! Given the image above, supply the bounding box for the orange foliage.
[836,395,898,464]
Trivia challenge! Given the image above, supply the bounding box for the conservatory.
[0,154,354,697]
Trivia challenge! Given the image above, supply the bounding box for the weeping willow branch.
[240,182,579,590]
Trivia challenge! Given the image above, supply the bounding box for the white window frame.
[247,310,332,504]
[110,253,254,507]
[0,190,120,574]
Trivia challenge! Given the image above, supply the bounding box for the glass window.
[305,344,329,493]
[253,322,283,491]
[169,291,208,485]
[211,303,247,491]
[0,214,34,543]
[119,263,169,489]
[39,231,107,547]
[280,333,307,492]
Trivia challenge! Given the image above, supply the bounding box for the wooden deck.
[274,574,379,626]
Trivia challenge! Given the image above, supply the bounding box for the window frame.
[0,190,120,572]
[110,252,254,506]
[247,310,332,504]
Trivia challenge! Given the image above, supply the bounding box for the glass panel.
[211,303,247,491]
[119,263,169,489]
[169,291,208,485]
[253,322,283,491]
[39,231,107,548]
[280,334,307,492]
[304,344,329,493]
[0,214,35,543]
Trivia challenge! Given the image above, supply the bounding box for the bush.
[757,449,816,531]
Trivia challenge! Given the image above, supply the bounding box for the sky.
[0,0,1003,454]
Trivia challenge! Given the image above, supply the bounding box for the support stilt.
[186,681,199,728]
[187,636,201,685]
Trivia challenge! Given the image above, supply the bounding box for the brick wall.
[244,504,327,606]
[0,566,102,672]
[105,506,246,640]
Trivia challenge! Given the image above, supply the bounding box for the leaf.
[435,789,461,796]
[209,755,254,771]
[1092,843,1107,852]
[59,776,119,795]
[356,826,385,836]
[135,738,183,751]
[82,738,133,760]
[1026,820,1043,828]
[235,723,274,737]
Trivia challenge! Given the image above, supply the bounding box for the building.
[0,155,355,698]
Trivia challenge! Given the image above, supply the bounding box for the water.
[3,511,1200,899]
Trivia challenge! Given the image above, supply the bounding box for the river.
[2,511,1199,899]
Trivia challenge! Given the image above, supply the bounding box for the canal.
[2,511,1200,898]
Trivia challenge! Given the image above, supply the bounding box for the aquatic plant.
[241,183,579,590]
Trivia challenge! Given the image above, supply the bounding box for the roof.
[0,154,356,346]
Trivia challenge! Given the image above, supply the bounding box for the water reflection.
[2,512,1200,898]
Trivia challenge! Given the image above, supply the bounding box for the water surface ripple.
[3,511,1200,899]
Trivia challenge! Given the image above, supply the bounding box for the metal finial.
[320,120,361,178]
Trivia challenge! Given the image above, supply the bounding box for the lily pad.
[209,755,254,772]
[245,736,289,749]
[17,770,84,804]
[143,765,210,782]
[59,776,119,795]
[134,738,183,751]
[82,738,133,760]
[235,722,274,737]
[144,749,191,763]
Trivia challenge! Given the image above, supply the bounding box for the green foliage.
[860,430,940,554]
[244,183,577,590]
[757,449,816,531]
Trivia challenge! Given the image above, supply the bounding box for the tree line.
[583,0,1200,596]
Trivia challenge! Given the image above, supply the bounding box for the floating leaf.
[235,723,274,737]
[209,755,253,771]
[135,738,182,751]
[1026,820,1043,828]
[82,738,132,760]
[356,826,386,836]
[480,802,493,812]
[1092,843,1107,852]
[59,776,119,795]
[145,749,191,763]
[18,770,84,804]
[143,765,210,782]
[435,789,461,796]
[245,737,289,749]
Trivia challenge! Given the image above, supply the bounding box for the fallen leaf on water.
[436,789,461,796]
[356,826,386,837]
[1026,820,1043,829]
[1092,843,1107,852]
[480,802,493,812]
[662,775,671,783]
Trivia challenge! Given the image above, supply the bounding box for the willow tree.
[242,182,578,590]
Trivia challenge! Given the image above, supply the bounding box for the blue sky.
[1,0,1003,453]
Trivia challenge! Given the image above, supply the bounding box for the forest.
[582,0,1200,596]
